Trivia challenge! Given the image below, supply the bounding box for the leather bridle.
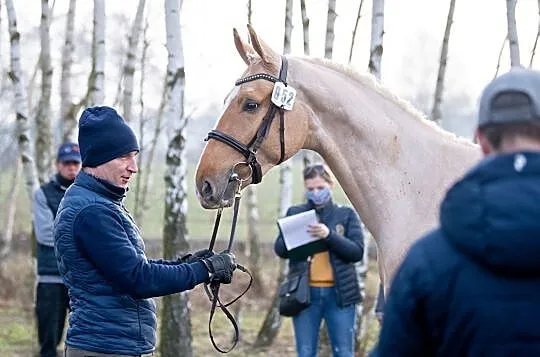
[205,56,289,184]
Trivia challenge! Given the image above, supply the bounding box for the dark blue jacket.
[378,152,540,357]
[54,172,209,355]
[274,200,364,307]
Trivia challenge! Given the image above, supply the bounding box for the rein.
[205,56,289,184]
[204,171,253,353]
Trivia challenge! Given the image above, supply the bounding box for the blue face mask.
[306,187,332,206]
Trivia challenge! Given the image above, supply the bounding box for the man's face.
[57,161,82,181]
[92,151,138,188]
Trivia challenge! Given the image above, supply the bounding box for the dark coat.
[274,200,364,307]
[54,172,209,355]
[378,152,540,357]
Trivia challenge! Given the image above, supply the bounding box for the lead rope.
[204,175,253,353]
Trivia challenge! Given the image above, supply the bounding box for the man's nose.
[128,158,138,173]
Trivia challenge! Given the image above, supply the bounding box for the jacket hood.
[441,152,540,275]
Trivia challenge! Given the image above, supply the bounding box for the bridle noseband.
[205,56,289,184]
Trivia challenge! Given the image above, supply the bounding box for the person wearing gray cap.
[373,68,540,357]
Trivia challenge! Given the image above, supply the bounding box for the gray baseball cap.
[478,67,540,128]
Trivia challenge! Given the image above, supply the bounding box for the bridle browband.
[205,56,289,184]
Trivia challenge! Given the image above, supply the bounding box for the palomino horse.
[195,25,481,290]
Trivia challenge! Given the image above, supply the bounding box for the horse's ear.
[233,28,254,65]
[247,24,280,66]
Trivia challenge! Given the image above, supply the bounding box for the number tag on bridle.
[271,82,296,110]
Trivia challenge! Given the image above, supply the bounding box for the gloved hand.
[201,251,237,284]
[179,249,214,264]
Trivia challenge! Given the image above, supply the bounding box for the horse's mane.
[302,57,477,147]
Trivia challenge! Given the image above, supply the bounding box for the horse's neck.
[291,58,481,278]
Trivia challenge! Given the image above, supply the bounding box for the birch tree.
[254,0,294,346]
[35,0,53,184]
[506,0,521,67]
[243,0,264,295]
[494,36,508,79]
[348,0,365,63]
[6,0,39,200]
[530,0,540,67]
[300,0,310,56]
[160,1,192,356]
[324,0,337,59]
[122,0,146,123]
[60,0,77,142]
[89,0,106,105]
[430,0,456,125]
[368,0,384,78]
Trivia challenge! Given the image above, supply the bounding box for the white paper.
[277,209,319,250]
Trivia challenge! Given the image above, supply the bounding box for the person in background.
[32,142,81,357]
[274,164,364,357]
[377,68,540,356]
[54,106,237,357]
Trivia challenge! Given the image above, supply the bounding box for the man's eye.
[242,101,259,112]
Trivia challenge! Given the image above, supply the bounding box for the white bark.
[134,20,149,224]
[247,0,252,25]
[90,0,106,105]
[6,0,39,200]
[529,0,540,67]
[35,0,53,184]
[369,0,384,79]
[300,0,310,56]
[283,0,293,54]
[506,0,521,67]
[122,0,146,123]
[324,0,337,59]
[60,0,77,142]
[431,0,456,125]
[161,1,191,356]
[349,0,365,63]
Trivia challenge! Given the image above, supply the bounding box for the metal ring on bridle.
[231,162,253,182]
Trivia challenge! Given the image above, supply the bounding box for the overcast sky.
[12,0,540,137]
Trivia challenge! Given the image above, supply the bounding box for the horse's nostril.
[201,180,214,200]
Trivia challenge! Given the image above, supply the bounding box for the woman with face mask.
[274,164,365,357]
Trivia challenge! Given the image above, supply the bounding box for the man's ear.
[476,129,494,156]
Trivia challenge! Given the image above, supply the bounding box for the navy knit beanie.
[78,106,140,167]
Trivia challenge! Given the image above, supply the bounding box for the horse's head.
[195,25,310,208]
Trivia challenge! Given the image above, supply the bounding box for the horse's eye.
[242,101,259,112]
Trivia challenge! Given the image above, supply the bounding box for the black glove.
[201,252,237,284]
[179,249,214,264]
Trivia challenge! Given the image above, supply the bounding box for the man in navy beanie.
[375,69,540,356]
[54,106,237,357]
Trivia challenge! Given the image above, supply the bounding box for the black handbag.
[278,257,312,317]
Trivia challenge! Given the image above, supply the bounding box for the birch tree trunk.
[6,0,39,200]
[160,1,191,356]
[430,0,456,126]
[0,159,22,266]
[247,0,252,24]
[89,0,105,106]
[133,20,149,224]
[300,0,310,56]
[368,0,384,79]
[494,36,508,79]
[35,0,53,184]
[60,0,77,142]
[348,0,365,63]
[122,0,146,123]
[254,0,294,346]
[324,0,337,59]
[506,0,521,67]
[530,0,540,67]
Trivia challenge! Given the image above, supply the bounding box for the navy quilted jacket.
[54,172,209,355]
[378,152,540,357]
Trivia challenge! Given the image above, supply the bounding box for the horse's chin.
[199,198,234,210]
